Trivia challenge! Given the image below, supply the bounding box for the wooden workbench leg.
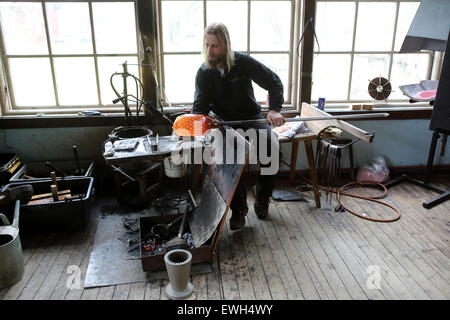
[304,140,321,208]
[289,141,300,184]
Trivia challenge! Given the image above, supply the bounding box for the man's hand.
[267,110,285,127]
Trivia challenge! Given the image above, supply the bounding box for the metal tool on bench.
[172,113,389,137]
[151,190,197,241]
[165,190,197,252]
[73,145,83,175]
[45,161,68,177]
[0,184,33,206]
[151,214,184,241]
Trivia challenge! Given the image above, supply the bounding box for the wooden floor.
[1,174,449,300]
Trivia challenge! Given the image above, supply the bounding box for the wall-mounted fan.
[368,76,392,102]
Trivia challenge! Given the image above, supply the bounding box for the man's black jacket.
[193,51,284,121]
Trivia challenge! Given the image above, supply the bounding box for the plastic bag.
[356,156,390,183]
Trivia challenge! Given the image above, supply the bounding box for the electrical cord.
[337,180,401,222]
[297,173,401,222]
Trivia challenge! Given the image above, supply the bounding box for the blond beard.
[207,53,225,70]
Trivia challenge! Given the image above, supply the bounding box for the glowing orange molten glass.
[172,114,214,137]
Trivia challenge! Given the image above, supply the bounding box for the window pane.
[0,3,48,55]
[312,54,351,101]
[92,2,137,54]
[250,1,291,51]
[46,2,92,54]
[53,57,98,105]
[97,57,139,106]
[394,2,420,51]
[162,1,203,53]
[354,2,396,51]
[350,54,390,100]
[250,54,288,103]
[315,2,355,52]
[207,1,247,52]
[164,54,203,103]
[8,58,55,106]
[390,53,429,99]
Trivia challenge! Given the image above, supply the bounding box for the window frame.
[155,0,300,111]
[0,0,442,120]
[312,0,438,110]
[0,0,140,116]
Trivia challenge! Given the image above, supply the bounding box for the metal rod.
[45,161,68,177]
[188,189,197,209]
[220,112,389,126]
[110,164,136,182]
[73,145,82,175]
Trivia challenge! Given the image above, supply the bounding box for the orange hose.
[337,180,401,223]
[298,174,401,222]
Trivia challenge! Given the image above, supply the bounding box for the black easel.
[384,129,449,208]
[385,31,450,209]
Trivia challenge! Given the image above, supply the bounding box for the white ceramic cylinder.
[164,249,193,300]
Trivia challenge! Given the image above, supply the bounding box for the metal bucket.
[110,126,153,139]
[0,200,24,289]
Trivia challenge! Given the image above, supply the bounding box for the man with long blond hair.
[193,22,285,231]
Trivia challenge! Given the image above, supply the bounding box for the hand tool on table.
[72,145,83,175]
[151,214,185,241]
[50,171,59,201]
[45,162,68,177]
[29,189,71,204]
[0,185,33,206]
[172,113,389,137]
[165,190,197,252]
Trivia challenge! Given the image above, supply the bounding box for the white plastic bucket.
[164,155,186,178]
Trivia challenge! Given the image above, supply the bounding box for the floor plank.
[192,274,208,300]
[239,215,273,300]
[97,286,115,300]
[128,281,146,300]
[218,222,240,300]
[351,198,448,299]
[2,175,449,301]
[206,254,223,300]
[18,234,64,300]
[144,280,161,300]
[34,231,84,300]
[3,234,57,300]
[246,207,287,299]
[270,203,320,299]
[342,196,433,299]
[317,204,401,300]
[277,202,336,299]
[286,202,352,299]
[111,283,131,300]
[306,203,385,300]
[49,220,98,300]
[249,201,303,300]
